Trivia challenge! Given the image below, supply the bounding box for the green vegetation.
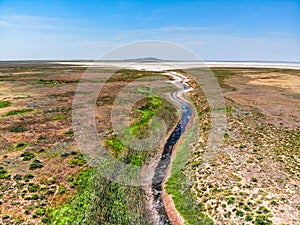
[64,130,74,137]
[255,214,272,225]
[4,108,34,116]
[227,196,235,204]
[251,177,258,182]
[20,152,35,161]
[33,208,46,218]
[0,100,11,108]
[68,154,86,167]
[58,185,66,194]
[165,119,213,225]
[44,83,177,225]
[24,174,34,182]
[28,183,40,193]
[29,159,44,170]
[0,166,11,180]
[106,136,124,156]
[130,94,163,136]
[235,210,244,217]
[50,114,66,121]
[13,174,22,180]
[245,213,253,221]
[16,142,28,149]
[42,170,93,224]
[35,79,56,85]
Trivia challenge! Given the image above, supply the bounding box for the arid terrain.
[0,62,299,225]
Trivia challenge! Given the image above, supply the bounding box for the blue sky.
[0,0,299,61]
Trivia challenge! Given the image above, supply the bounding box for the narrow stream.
[151,76,192,225]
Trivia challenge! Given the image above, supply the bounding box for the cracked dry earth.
[190,68,300,225]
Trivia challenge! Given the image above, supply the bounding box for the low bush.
[28,183,40,192]
[4,108,34,116]
[68,155,86,167]
[20,152,35,161]
[13,174,22,180]
[0,101,11,108]
[33,208,46,218]
[24,174,34,182]
[0,166,11,180]
[29,159,44,170]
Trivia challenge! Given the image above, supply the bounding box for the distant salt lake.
[53,61,300,71]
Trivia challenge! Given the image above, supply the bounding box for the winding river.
[151,72,193,224]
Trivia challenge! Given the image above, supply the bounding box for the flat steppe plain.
[0,62,299,224]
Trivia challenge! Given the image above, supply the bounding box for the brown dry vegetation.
[187,68,300,225]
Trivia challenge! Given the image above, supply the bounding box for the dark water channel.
[151,82,192,225]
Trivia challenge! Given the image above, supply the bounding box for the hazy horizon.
[0,0,299,61]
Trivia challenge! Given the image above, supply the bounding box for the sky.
[0,0,299,61]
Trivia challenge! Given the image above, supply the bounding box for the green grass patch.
[129,94,163,136]
[165,118,213,224]
[106,136,125,156]
[50,114,66,121]
[4,108,34,116]
[42,170,94,224]
[35,79,56,85]
[0,101,11,108]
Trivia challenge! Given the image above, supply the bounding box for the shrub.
[24,174,34,182]
[68,155,86,167]
[68,176,75,182]
[245,213,253,221]
[2,215,9,220]
[20,152,35,161]
[31,194,40,200]
[16,142,28,149]
[4,108,34,116]
[235,210,244,217]
[50,114,66,121]
[224,132,229,138]
[0,101,11,108]
[13,174,22,180]
[243,204,251,211]
[28,183,40,192]
[64,130,74,137]
[35,79,56,85]
[255,214,272,225]
[14,217,25,224]
[0,166,11,180]
[270,200,278,206]
[251,177,258,182]
[33,208,46,218]
[29,159,44,170]
[58,185,66,194]
[227,196,235,204]
[46,189,55,195]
